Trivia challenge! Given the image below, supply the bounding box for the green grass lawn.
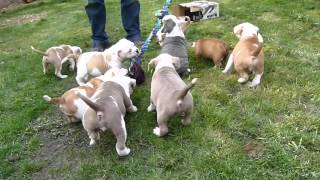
[0,0,319,178]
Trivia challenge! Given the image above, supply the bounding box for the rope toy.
[131,0,173,65]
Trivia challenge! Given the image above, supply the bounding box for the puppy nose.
[135,49,140,54]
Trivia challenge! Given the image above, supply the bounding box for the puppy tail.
[75,91,102,112]
[31,46,48,56]
[43,95,65,105]
[176,78,198,106]
[251,42,263,57]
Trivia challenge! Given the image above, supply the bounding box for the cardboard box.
[172,1,219,21]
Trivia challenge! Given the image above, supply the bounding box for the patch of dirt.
[0,12,47,28]
[258,12,281,23]
[29,110,88,179]
[244,142,264,159]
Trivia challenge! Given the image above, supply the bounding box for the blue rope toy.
[131,0,173,65]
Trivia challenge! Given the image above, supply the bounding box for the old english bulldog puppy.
[148,53,197,137]
[192,38,229,68]
[156,15,190,76]
[31,45,82,78]
[76,71,137,156]
[76,38,139,86]
[222,22,264,87]
[43,68,128,123]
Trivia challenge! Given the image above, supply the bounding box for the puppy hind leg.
[76,74,87,86]
[114,117,130,156]
[222,55,234,74]
[42,59,49,74]
[248,72,263,87]
[55,64,68,79]
[238,72,249,84]
[88,130,99,146]
[147,100,156,112]
[153,114,169,137]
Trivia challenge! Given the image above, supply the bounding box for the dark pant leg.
[121,0,141,42]
[85,0,109,48]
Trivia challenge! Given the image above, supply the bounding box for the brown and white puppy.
[76,38,139,86]
[76,73,137,156]
[148,53,197,137]
[31,45,82,78]
[43,68,129,122]
[222,22,264,87]
[43,77,103,123]
[192,38,229,67]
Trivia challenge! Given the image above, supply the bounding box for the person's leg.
[121,0,142,43]
[85,0,109,51]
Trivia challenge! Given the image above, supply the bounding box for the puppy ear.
[233,24,244,37]
[117,50,123,58]
[161,19,176,34]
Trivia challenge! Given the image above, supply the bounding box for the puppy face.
[233,22,260,39]
[71,46,82,55]
[158,15,185,39]
[114,39,140,61]
[156,16,190,46]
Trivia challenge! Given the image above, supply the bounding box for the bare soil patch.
[0,12,47,28]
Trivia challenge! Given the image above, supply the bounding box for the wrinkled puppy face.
[115,39,140,61]
[233,22,259,39]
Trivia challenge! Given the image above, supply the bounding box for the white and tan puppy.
[156,15,190,76]
[148,53,197,137]
[43,68,128,122]
[76,72,137,156]
[222,22,264,87]
[76,39,139,86]
[31,45,82,78]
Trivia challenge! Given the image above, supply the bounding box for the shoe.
[92,40,109,52]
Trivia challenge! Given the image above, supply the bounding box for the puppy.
[76,72,137,156]
[148,53,197,137]
[222,22,264,87]
[31,45,82,78]
[156,15,190,76]
[76,38,139,86]
[192,38,229,67]
[43,68,129,122]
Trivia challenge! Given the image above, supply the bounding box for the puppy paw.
[59,75,68,79]
[238,77,248,83]
[181,119,191,126]
[248,81,259,87]
[222,70,230,74]
[89,139,96,146]
[128,105,138,112]
[153,127,161,137]
[147,104,155,112]
[117,147,131,156]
